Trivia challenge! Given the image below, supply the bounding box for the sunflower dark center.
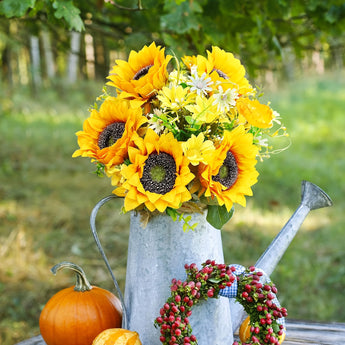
[140,152,177,195]
[212,151,238,189]
[98,122,125,149]
[133,65,153,80]
[212,68,229,80]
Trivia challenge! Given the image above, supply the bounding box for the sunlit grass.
[1,73,344,344]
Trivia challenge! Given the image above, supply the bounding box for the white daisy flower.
[187,65,213,96]
[212,86,239,112]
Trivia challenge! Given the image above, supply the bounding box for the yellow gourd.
[239,316,286,344]
[92,328,142,345]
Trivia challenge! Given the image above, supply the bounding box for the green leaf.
[206,205,234,230]
[52,1,84,31]
[166,207,178,221]
[0,0,36,17]
[161,1,202,34]
[208,277,221,283]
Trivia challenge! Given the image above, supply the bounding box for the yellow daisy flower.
[157,85,195,112]
[236,97,274,128]
[168,70,189,86]
[181,133,215,166]
[72,98,147,169]
[120,129,194,213]
[198,126,259,211]
[185,94,220,123]
[107,42,172,104]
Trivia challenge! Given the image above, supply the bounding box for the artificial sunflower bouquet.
[73,42,287,229]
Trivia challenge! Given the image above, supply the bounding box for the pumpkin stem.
[51,261,93,292]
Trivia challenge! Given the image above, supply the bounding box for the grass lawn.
[1,72,344,344]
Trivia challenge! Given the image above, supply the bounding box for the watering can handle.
[90,195,128,329]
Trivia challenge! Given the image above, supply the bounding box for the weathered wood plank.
[15,320,345,345]
[282,319,345,345]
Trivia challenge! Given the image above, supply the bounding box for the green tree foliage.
[1,0,345,74]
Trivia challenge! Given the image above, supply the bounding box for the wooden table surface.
[15,319,345,345]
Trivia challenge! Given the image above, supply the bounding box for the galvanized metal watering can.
[90,181,332,344]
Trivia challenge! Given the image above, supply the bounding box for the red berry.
[175,329,181,336]
[172,306,179,313]
[175,295,181,303]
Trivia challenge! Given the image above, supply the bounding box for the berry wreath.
[154,260,288,345]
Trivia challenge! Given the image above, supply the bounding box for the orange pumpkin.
[239,316,286,344]
[92,328,142,345]
[39,262,123,345]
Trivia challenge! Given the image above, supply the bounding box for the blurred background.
[1,1,345,344]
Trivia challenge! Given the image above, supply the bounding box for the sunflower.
[207,47,254,95]
[119,129,194,213]
[198,126,259,211]
[107,42,172,105]
[72,98,147,170]
[236,97,274,129]
[183,47,253,95]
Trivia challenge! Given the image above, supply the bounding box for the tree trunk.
[67,31,81,84]
[84,32,95,80]
[41,30,56,80]
[30,35,42,90]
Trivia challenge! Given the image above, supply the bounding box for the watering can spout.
[301,180,333,210]
[255,180,333,276]
[231,181,333,332]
